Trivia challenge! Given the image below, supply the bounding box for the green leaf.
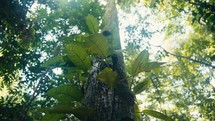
[41,56,65,67]
[41,113,64,121]
[133,79,151,95]
[135,102,141,121]
[142,110,173,121]
[61,67,81,79]
[141,62,165,72]
[65,43,92,71]
[85,14,99,34]
[131,50,165,75]
[64,34,88,43]
[49,105,94,121]
[131,50,149,76]
[85,33,111,58]
[47,84,83,102]
[97,67,118,87]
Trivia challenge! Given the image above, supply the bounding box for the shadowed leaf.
[47,84,83,102]
[49,106,94,121]
[133,79,151,95]
[41,113,64,121]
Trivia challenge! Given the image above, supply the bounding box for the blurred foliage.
[131,0,215,120]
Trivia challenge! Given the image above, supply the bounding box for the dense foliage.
[0,0,214,121]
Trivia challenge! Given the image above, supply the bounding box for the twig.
[19,69,50,121]
[149,43,215,69]
[19,44,62,120]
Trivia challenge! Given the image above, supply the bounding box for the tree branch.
[19,69,50,121]
[19,44,62,121]
[152,44,215,69]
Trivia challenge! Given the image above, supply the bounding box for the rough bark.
[84,0,135,121]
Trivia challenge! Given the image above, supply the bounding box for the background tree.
[133,0,215,120]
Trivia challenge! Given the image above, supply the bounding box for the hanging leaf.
[133,79,151,95]
[65,43,92,71]
[41,56,65,67]
[141,62,165,72]
[135,102,141,121]
[85,14,99,34]
[97,67,118,87]
[49,105,94,121]
[131,50,165,76]
[85,33,111,58]
[47,84,83,102]
[142,110,173,121]
[131,50,149,77]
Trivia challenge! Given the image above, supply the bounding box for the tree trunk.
[84,0,135,121]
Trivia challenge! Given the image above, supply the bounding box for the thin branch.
[19,69,50,121]
[162,47,215,69]
[150,76,163,111]
[149,43,215,69]
[19,44,62,121]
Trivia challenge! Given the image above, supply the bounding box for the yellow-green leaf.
[133,79,151,95]
[131,50,149,76]
[61,67,80,79]
[85,14,99,34]
[41,56,65,67]
[142,110,173,121]
[47,84,83,102]
[141,62,165,72]
[85,33,111,58]
[97,67,118,87]
[135,102,141,121]
[65,43,91,71]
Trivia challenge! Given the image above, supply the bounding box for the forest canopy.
[0,0,214,121]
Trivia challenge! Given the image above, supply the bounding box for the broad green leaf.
[141,62,165,72]
[131,50,149,76]
[133,79,151,95]
[62,56,77,67]
[85,14,99,34]
[49,105,94,121]
[61,67,87,81]
[64,34,88,43]
[135,102,141,121]
[41,56,65,67]
[85,33,111,58]
[65,43,91,71]
[47,84,83,102]
[131,50,165,75]
[41,113,64,121]
[142,110,173,121]
[97,67,118,87]
[39,108,50,113]
[61,67,81,79]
